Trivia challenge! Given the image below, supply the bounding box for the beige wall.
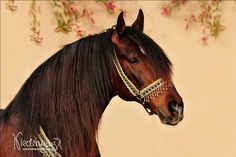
[1,1,236,157]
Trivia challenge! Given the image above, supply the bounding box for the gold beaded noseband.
[113,50,173,115]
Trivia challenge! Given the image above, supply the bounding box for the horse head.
[111,10,184,125]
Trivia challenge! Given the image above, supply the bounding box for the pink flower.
[106,1,115,12]
[70,7,78,14]
[185,23,189,30]
[199,11,205,17]
[77,30,82,33]
[82,9,86,17]
[191,14,197,22]
[90,17,95,24]
[161,7,170,16]
[201,36,208,44]
[76,29,84,37]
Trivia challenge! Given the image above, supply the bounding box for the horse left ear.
[132,9,144,32]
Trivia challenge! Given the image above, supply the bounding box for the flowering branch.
[5,0,120,45]
[30,0,43,44]
[161,0,186,16]
[50,0,96,37]
[6,0,17,11]
[99,0,116,14]
[161,0,228,44]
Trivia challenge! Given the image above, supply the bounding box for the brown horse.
[0,10,183,157]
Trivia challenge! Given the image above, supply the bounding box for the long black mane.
[1,29,115,157]
[0,26,172,157]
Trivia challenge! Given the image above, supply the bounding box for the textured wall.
[1,1,236,157]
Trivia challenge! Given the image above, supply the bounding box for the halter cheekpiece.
[113,50,173,115]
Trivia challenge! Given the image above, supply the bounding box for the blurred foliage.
[6,0,234,45]
[161,0,233,44]
[6,0,122,45]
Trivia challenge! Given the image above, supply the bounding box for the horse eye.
[128,58,139,64]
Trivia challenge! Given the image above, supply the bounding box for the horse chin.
[156,107,183,126]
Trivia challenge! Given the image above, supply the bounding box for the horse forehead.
[121,38,146,55]
[138,45,145,55]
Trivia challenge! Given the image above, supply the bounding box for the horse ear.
[115,11,126,36]
[112,11,125,43]
[132,9,144,32]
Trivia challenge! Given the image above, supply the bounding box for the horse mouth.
[156,107,183,126]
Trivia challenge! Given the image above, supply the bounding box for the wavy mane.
[0,26,172,157]
[1,29,115,157]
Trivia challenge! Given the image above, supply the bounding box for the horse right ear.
[116,11,126,36]
[112,11,126,43]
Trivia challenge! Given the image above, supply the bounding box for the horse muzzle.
[156,101,184,126]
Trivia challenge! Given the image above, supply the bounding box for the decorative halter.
[113,50,173,115]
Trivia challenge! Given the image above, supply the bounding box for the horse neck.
[1,33,117,156]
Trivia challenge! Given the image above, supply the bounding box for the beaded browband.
[113,50,173,114]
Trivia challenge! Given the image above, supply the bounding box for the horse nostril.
[168,101,177,115]
[179,101,184,110]
[168,100,183,115]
